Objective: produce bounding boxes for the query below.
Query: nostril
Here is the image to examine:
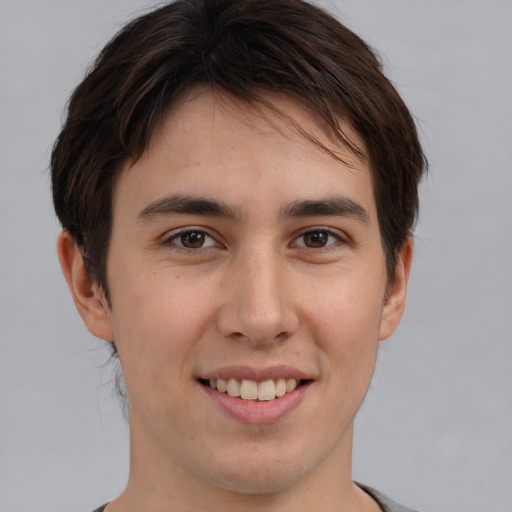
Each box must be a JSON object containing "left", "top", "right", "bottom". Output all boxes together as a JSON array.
[
  {"left": 226, "top": 331, "right": 251, "bottom": 343},
  {"left": 227, "top": 330, "right": 290, "bottom": 344}
]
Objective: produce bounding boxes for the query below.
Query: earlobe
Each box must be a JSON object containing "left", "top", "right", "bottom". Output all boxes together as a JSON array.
[
  {"left": 379, "top": 238, "right": 413, "bottom": 341},
  {"left": 57, "top": 231, "right": 114, "bottom": 341}
]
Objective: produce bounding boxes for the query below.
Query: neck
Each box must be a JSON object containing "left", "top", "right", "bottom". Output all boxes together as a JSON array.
[{"left": 107, "top": 417, "right": 379, "bottom": 512}]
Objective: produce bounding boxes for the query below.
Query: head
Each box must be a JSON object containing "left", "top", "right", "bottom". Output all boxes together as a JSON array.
[
  {"left": 52, "top": 0, "right": 426, "bottom": 501},
  {"left": 51, "top": 0, "right": 426, "bottom": 301}
]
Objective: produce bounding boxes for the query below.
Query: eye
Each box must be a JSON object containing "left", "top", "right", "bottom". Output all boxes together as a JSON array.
[
  {"left": 165, "top": 229, "right": 217, "bottom": 249},
  {"left": 293, "top": 229, "right": 341, "bottom": 249}
]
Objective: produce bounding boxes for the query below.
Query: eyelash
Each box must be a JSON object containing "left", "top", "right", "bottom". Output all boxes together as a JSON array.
[
  {"left": 291, "top": 227, "right": 346, "bottom": 250},
  {"left": 162, "top": 227, "right": 220, "bottom": 251},
  {"left": 161, "top": 226, "right": 348, "bottom": 252}
]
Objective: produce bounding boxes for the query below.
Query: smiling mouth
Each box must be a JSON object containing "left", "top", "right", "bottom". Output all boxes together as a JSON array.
[{"left": 198, "top": 378, "right": 309, "bottom": 401}]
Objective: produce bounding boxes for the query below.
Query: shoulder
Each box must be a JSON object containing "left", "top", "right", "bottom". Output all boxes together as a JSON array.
[
  {"left": 358, "top": 483, "right": 421, "bottom": 512},
  {"left": 89, "top": 489, "right": 420, "bottom": 512}
]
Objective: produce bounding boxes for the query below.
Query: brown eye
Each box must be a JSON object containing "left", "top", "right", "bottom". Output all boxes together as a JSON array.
[
  {"left": 165, "top": 229, "right": 218, "bottom": 251},
  {"left": 180, "top": 231, "right": 206, "bottom": 248},
  {"left": 302, "top": 231, "right": 330, "bottom": 248},
  {"left": 293, "top": 229, "right": 341, "bottom": 249}
]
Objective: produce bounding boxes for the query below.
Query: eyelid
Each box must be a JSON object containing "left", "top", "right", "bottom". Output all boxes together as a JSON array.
[
  {"left": 161, "top": 226, "right": 222, "bottom": 249},
  {"left": 159, "top": 225, "right": 350, "bottom": 251},
  {"left": 290, "top": 226, "right": 350, "bottom": 248}
]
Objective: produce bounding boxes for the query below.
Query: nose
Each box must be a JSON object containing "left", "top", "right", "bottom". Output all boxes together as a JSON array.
[{"left": 216, "top": 248, "right": 299, "bottom": 344}]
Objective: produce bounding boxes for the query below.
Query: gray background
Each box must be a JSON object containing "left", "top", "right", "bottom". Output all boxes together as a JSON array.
[{"left": 1, "top": 1, "right": 511, "bottom": 511}]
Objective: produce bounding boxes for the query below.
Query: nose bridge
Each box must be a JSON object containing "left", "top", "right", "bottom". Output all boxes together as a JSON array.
[{"left": 217, "top": 244, "right": 297, "bottom": 343}]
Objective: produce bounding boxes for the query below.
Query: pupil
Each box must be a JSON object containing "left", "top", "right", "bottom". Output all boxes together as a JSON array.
[
  {"left": 305, "top": 232, "right": 328, "bottom": 248},
  {"left": 181, "top": 232, "right": 204, "bottom": 248}
]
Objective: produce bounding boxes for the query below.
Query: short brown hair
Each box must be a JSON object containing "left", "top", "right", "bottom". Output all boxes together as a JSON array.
[{"left": 51, "top": 0, "right": 427, "bottom": 296}]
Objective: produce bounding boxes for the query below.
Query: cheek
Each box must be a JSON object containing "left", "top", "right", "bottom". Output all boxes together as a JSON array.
[
  {"left": 306, "top": 270, "right": 385, "bottom": 334},
  {"left": 303, "top": 273, "right": 385, "bottom": 376},
  {"left": 106, "top": 269, "right": 214, "bottom": 395}
]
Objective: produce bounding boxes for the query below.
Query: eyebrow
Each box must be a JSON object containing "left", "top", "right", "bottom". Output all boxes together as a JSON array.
[
  {"left": 282, "top": 197, "right": 370, "bottom": 224},
  {"left": 137, "top": 194, "right": 369, "bottom": 225},
  {"left": 137, "top": 194, "right": 240, "bottom": 222}
]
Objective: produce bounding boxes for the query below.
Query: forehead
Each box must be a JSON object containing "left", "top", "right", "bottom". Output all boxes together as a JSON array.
[
  {"left": 154, "top": 87, "right": 367, "bottom": 164},
  {"left": 115, "top": 88, "right": 376, "bottom": 220}
]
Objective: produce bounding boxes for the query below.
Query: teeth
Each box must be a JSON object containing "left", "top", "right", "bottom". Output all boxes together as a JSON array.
[
  {"left": 286, "top": 378, "right": 298, "bottom": 393},
  {"left": 227, "top": 378, "right": 240, "bottom": 397},
  {"left": 217, "top": 378, "right": 228, "bottom": 393},
  {"left": 275, "top": 378, "right": 287, "bottom": 397},
  {"left": 206, "top": 377, "right": 300, "bottom": 401},
  {"left": 240, "top": 379, "right": 258, "bottom": 400},
  {"left": 258, "top": 379, "right": 276, "bottom": 401}
]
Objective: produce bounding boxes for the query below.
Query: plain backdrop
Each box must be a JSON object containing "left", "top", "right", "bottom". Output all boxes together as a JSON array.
[{"left": 1, "top": 1, "right": 511, "bottom": 511}]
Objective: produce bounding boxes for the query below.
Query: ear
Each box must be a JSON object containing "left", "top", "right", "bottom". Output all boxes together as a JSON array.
[
  {"left": 57, "top": 230, "right": 114, "bottom": 341},
  {"left": 379, "top": 238, "right": 413, "bottom": 341}
]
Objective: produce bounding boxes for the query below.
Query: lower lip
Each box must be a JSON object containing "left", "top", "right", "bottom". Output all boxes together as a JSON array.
[{"left": 199, "top": 382, "right": 311, "bottom": 424}]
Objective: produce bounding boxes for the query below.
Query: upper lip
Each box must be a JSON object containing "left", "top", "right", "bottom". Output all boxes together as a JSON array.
[{"left": 199, "top": 365, "right": 314, "bottom": 382}]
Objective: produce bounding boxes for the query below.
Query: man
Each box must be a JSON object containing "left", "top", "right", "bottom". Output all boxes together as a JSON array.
[{"left": 51, "top": 0, "right": 426, "bottom": 510}]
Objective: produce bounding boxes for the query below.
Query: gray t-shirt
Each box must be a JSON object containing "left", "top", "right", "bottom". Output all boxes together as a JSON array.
[
  {"left": 91, "top": 486, "right": 420, "bottom": 512},
  {"left": 359, "top": 484, "right": 420, "bottom": 512}
]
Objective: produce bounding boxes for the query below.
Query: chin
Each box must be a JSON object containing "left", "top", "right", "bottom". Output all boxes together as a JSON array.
[
  {"left": 194, "top": 441, "right": 311, "bottom": 495},
  {"left": 206, "top": 464, "right": 304, "bottom": 495}
]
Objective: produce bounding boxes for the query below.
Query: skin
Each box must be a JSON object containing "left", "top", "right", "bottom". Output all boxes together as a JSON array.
[{"left": 58, "top": 89, "right": 412, "bottom": 512}]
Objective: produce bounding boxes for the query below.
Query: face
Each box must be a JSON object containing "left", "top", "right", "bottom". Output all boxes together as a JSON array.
[{"left": 66, "top": 89, "right": 410, "bottom": 498}]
